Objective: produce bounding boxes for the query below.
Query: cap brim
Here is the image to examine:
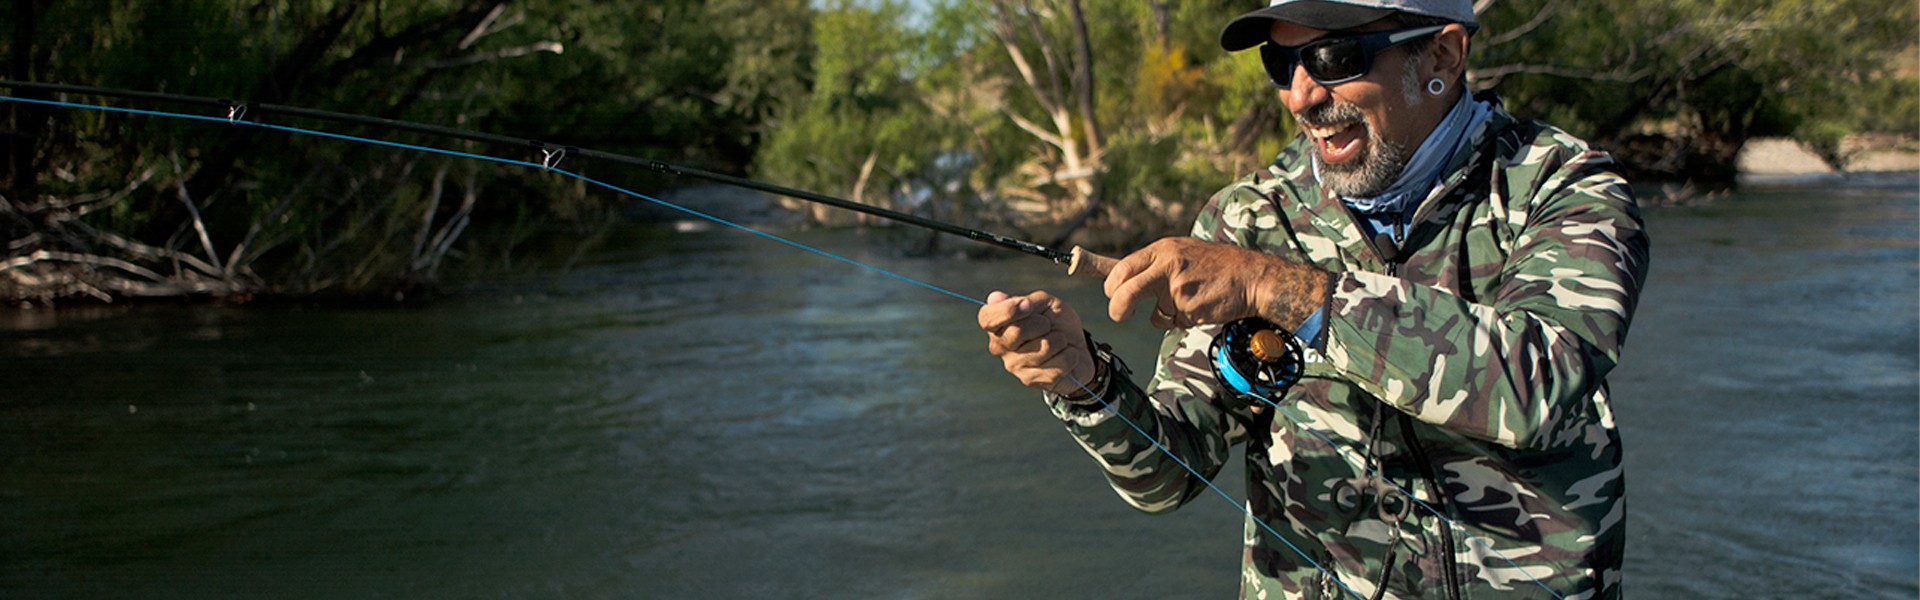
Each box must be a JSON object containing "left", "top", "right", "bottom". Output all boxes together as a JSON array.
[{"left": 1219, "top": 3, "right": 1396, "bottom": 51}]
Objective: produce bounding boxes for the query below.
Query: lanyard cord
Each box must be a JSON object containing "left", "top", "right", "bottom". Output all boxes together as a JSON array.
[{"left": 1248, "top": 387, "right": 1570, "bottom": 599}]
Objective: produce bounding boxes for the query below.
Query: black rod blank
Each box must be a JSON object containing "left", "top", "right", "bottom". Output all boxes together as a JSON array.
[{"left": 0, "top": 80, "right": 1071, "bottom": 264}]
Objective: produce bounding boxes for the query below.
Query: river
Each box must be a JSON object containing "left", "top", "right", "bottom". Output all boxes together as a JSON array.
[{"left": 2, "top": 174, "right": 1915, "bottom": 598}]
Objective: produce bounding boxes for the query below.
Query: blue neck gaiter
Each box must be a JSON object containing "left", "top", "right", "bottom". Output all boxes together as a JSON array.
[{"left": 1323, "top": 95, "right": 1491, "bottom": 243}]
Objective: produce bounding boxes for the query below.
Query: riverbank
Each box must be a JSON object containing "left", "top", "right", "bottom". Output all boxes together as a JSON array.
[
  {"left": 1739, "top": 135, "right": 1920, "bottom": 177},
  {"left": 1633, "top": 134, "right": 1919, "bottom": 204}
]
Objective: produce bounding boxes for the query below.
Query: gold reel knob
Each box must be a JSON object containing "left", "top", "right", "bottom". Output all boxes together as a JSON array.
[{"left": 1248, "top": 329, "right": 1288, "bottom": 363}]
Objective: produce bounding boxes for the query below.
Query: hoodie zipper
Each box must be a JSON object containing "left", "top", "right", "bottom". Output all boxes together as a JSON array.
[{"left": 1363, "top": 209, "right": 1464, "bottom": 600}]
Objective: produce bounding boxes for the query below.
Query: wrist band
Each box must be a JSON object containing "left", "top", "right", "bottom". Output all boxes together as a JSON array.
[{"left": 1056, "top": 332, "right": 1115, "bottom": 404}]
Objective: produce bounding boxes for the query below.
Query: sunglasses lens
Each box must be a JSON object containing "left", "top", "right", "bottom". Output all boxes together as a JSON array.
[
  {"left": 1260, "top": 38, "right": 1366, "bottom": 88},
  {"left": 1301, "top": 38, "right": 1365, "bottom": 83},
  {"left": 1260, "top": 26, "right": 1438, "bottom": 88},
  {"left": 1259, "top": 44, "right": 1296, "bottom": 88}
]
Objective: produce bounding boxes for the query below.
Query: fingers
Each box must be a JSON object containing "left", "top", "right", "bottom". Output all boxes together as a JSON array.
[
  {"left": 1100, "top": 238, "right": 1274, "bottom": 329},
  {"left": 1101, "top": 251, "right": 1142, "bottom": 299},
  {"left": 1103, "top": 238, "right": 1191, "bottom": 326},
  {"left": 999, "top": 330, "right": 1077, "bottom": 373},
  {"left": 1107, "top": 258, "right": 1169, "bottom": 324},
  {"left": 979, "top": 290, "right": 1095, "bottom": 394},
  {"left": 999, "top": 327, "right": 1093, "bottom": 395},
  {"left": 979, "top": 290, "right": 1074, "bottom": 353},
  {"left": 1148, "top": 299, "right": 1180, "bottom": 329},
  {"left": 977, "top": 290, "right": 1037, "bottom": 333}
]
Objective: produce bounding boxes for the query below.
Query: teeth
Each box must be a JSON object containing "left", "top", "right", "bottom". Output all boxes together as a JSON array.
[{"left": 1306, "top": 123, "right": 1350, "bottom": 141}]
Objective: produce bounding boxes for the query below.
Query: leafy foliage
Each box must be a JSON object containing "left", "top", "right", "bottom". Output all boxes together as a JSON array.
[
  {"left": 1476, "top": 0, "right": 1917, "bottom": 175},
  {"left": 2, "top": 0, "right": 812, "bottom": 301},
  {"left": 2, "top": 0, "right": 1911, "bottom": 301},
  {"left": 755, "top": 0, "right": 1913, "bottom": 240}
]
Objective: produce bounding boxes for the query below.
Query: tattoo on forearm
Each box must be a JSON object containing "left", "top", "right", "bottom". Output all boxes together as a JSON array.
[{"left": 1266, "top": 261, "right": 1333, "bottom": 330}]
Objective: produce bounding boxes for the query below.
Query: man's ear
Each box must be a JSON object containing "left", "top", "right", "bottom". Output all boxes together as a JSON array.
[{"left": 1427, "top": 23, "right": 1472, "bottom": 82}]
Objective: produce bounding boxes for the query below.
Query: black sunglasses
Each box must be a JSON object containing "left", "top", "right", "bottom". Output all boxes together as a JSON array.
[{"left": 1259, "top": 25, "right": 1446, "bottom": 89}]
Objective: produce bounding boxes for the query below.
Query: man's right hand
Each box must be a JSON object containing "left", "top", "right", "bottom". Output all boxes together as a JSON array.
[{"left": 979, "top": 290, "right": 1098, "bottom": 397}]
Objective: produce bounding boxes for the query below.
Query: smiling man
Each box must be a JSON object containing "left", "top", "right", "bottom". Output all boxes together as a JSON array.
[{"left": 979, "top": 0, "right": 1650, "bottom": 598}]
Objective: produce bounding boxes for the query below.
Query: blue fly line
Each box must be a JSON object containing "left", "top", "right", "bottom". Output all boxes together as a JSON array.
[
  {"left": 0, "top": 94, "right": 984, "bottom": 306},
  {"left": 2, "top": 92, "right": 1572, "bottom": 599}
]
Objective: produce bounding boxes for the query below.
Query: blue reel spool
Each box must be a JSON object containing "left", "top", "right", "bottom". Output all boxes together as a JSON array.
[{"left": 1209, "top": 317, "right": 1305, "bottom": 401}]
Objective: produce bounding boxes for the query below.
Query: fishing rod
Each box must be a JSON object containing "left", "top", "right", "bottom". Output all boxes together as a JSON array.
[
  {"left": 0, "top": 80, "right": 1118, "bottom": 279},
  {"left": 0, "top": 81, "right": 1567, "bottom": 598}
]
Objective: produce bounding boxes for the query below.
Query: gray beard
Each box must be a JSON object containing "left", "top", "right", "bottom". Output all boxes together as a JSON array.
[
  {"left": 1301, "top": 60, "right": 1427, "bottom": 198},
  {"left": 1300, "top": 101, "right": 1410, "bottom": 198}
]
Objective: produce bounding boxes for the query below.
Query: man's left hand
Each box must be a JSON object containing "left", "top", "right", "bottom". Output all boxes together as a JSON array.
[{"left": 1103, "top": 237, "right": 1329, "bottom": 331}]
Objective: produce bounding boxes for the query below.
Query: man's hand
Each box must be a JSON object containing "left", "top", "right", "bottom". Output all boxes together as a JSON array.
[
  {"left": 1104, "top": 237, "right": 1329, "bottom": 331},
  {"left": 979, "top": 290, "right": 1097, "bottom": 397}
]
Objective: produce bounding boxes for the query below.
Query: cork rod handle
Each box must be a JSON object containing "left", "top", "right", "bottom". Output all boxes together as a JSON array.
[{"left": 1066, "top": 246, "right": 1119, "bottom": 280}]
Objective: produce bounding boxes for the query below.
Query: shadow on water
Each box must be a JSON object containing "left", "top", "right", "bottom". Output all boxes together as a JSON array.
[{"left": 1, "top": 173, "right": 1915, "bottom": 598}]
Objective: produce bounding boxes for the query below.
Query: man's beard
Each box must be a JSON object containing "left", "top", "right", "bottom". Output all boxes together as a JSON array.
[{"left": 1297, "top": 101, "right": 1410, "bottom": 197}]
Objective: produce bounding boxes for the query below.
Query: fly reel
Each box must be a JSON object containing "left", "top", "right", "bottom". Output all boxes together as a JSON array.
[{"left": 1208, "top": 317, "right": 1305, "bottom": 401}]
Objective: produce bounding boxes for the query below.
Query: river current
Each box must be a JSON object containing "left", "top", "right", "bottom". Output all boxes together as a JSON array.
[{"left": 3, "top": 175, "right": 1915, "bottom": 598}]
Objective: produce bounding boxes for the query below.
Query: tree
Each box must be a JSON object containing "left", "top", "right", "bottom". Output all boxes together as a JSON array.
[
  {"left": 756, "top": 0, "right": 942, "bottom": 225},
  {"left": 1471, "top": 0, "right": 1918, "bottom": 183},
  {"left": 759, "top": 0, "right": 1265, "bottom": 249},
  {"left": 1, "top": 0, "right": 812, "bottom": 303},
  {"left": 980, "top": 0, "right": 1105, "bottom": 229},
  {"left": 760, "top": 0, "right": 1915, "bottom": 244}
]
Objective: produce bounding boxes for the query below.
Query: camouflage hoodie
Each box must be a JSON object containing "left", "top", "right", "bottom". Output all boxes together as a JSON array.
[{"left": 1048, "top": 95, "right": 1649, "bottom": 599}]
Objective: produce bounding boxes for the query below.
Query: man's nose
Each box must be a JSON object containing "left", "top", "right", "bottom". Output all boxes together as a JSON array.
[{"left": 1282, "top": 66, "right": 1331, "bottom": 113}]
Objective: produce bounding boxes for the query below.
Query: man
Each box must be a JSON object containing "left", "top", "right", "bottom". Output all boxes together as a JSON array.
[{"left": 978, "top": 0, "right": 1649, "bottom": 598}]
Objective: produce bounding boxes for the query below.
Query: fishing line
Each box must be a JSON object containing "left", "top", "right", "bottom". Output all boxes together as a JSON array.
[
  {"left": 1207, "top": 322, "right": 1565, "bottom": 597},
  {"left": 0, "top": 94, "right": 984, "bottom": 306},
  {"left": 6, "top": 89, "right": 1580, "bottom": 598},
  {"left": 0, "top": 80, "right": 1075, "bottom": 265},
  {"left": 2, "top": 90, "right": 1375, "bottom": 593},
  {"left": 1060, "top": 372, "right": 1368, "bottom": 599}
]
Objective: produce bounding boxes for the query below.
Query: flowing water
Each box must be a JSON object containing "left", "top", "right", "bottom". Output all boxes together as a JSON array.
[{"left": 2, "top": 176, "right": 1915, "bottom": 598}]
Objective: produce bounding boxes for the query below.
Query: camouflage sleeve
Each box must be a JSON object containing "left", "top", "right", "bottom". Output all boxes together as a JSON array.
[
  {"left": 1038, "top": 185, "right": 1259, "bottom": 514},
  {"left": 1322, "top": 147, "right": 1650, "bottom": 450}
]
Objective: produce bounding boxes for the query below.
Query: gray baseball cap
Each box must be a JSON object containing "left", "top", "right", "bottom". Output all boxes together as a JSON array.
[{"left": 1220, "top": 0, "right": 1478, "bottom": 51}]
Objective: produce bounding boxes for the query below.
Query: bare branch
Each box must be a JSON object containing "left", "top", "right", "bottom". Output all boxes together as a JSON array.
[
  {"left": 422, "top": 169, "right": 478, "bottom": 277},
  {"left": 415, "top": 42, "right": 563, "bottom": 69},
  {"left": 457, "top": 4, "right": 512, "bottom": 50},
  {"left": 1027, "top": 166, "right": 1095, "bottom": 187},
  {"left": 986, "top": 0, "right": 1062, "bottom": 116},
  {"left": 1020, "top": 0, "right": 1069, "bottom": 111},
  {"left": 0, "top": 249, "right": 171, "bottom": 283},
  {"left": 416, "top": 164, "right": 450, "bottom": 266},
  {"left": 38, "top": 166, "right": 158, "bottom": 219},
  {"left": 169, "top": 153, "right": 225, "bottom": 276},
  {"left": 226, "top": 169, "right": 318, "bottom": 279},
  {"left": 63, "top": 219, "right": 218, "bottom": 278},
  {"left": 1469, "top": 62, "right": 1654, "bottom": 89},
  {"left": 1482, "top": 0, "right": 1566, "bottom": 47},
  {"left": 850, "top": 151, "right": 880, "bottom": 207},
  {"left": 1003, "top": 109, "right": 1066, "bottom": 150},
  {"left": 1065, "top": 0, "right": 1102, "bottom": 155}
]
